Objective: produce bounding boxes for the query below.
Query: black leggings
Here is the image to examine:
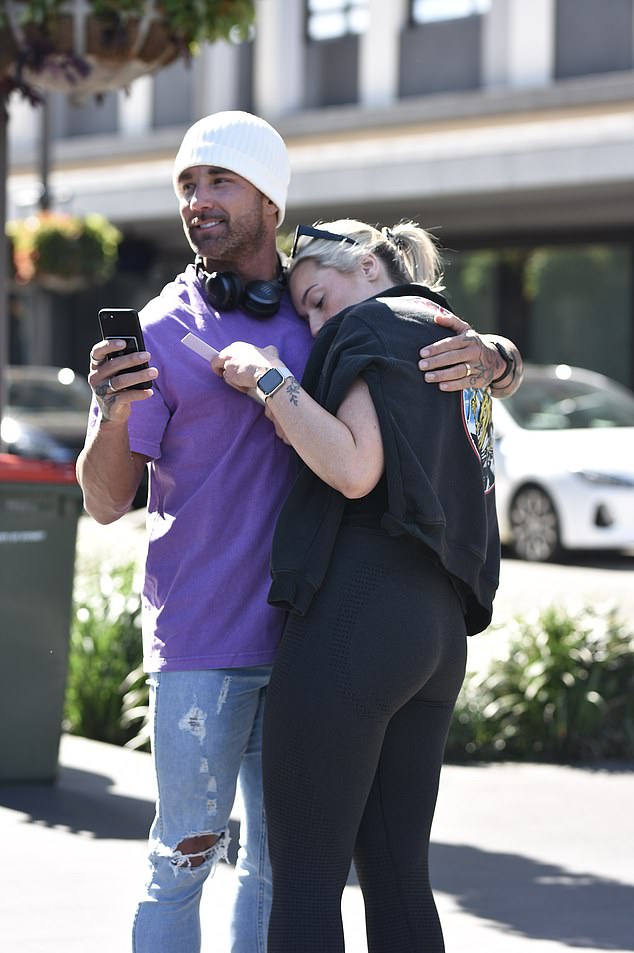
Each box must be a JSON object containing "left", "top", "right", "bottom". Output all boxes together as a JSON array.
[{"left": 262, "top": 526, "right": 468, "bottom": 953}]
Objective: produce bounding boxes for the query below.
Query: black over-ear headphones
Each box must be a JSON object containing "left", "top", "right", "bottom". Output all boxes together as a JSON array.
[{"left": 195, "top": 258, "right": 286, "bottom": 319}]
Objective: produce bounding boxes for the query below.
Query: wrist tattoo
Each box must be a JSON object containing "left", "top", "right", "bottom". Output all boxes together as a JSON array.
[
  {"left": 98, "top": 395, "right": 117, "bottom": 421},
  {"left": 286, "top": 378, "right": 300, "bottom": 406},
  {"left": 491, "top": 342, "right": 516, "bottom": 385},
  {"left": 492, "top": 362, "right": 517, "bottom": 385}
]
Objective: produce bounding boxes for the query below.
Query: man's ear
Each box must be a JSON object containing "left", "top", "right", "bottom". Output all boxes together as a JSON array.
[{"left": 263, "top": 196, "right": 279, "bottom": 221}]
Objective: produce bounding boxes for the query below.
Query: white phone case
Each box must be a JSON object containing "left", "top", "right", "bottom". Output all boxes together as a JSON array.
[
  {"left": 181, "top": 332, "right": 219, "bottom": 361},
  {"left": 180, "top": 333, "right": 263, "bottom": 404}
]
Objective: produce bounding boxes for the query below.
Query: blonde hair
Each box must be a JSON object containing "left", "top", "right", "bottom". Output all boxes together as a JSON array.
[{"left": 289, "top": 218, "right": 444, "bottom": 292}]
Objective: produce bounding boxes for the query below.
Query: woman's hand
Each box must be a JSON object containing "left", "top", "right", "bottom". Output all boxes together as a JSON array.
[{"left": 212, "top": 342, "right": 282, "bottom": 393}]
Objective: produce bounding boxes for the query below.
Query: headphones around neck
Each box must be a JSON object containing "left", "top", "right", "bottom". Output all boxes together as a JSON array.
[{"left": 195, "top": 258, "right": 286, "bottom": 319}]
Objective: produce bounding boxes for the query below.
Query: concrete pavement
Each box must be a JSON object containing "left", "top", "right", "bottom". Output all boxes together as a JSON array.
[
  {"left": 1, "top": 512, "right": 632, "bottom": 951},
  {"left": 1, "top": 733, "right": 633, "bottom": 952}
]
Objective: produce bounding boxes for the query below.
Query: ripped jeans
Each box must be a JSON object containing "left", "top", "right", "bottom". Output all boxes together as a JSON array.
[{"left": 132, "top": 667, "right": 272, "bottom": 953}]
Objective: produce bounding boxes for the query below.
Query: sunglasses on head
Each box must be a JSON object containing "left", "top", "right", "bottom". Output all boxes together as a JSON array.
[{"left": 290, "top": 224, "right": 359, "bottom": 259}]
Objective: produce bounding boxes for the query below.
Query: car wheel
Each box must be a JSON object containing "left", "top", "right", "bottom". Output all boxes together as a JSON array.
[{"left": 509, "top": 485, "right": 561, "bottom": 562}]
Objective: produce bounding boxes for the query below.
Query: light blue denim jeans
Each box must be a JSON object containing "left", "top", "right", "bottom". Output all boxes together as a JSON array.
[{"left": 132, "top": 666, "right": 272, "bottom": 953}]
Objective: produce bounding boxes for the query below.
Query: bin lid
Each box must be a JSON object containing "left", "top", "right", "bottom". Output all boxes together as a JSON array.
[{"left": 0, "top": 453, "right": 78, "bottom": 484}]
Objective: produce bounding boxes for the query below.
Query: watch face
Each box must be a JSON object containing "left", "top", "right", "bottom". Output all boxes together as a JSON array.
[{"left": 257, "top": 368, "right": 283, "bottom": 395}]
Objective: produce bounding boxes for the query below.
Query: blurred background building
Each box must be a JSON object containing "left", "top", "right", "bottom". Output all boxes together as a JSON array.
[{"left": 6, "top": 0, "right": 634, "bottom": 388}]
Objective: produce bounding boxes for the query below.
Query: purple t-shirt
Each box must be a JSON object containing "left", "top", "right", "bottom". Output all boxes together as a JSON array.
[{"left": 91, "top": 265, "right": 312, "bottom": 672}]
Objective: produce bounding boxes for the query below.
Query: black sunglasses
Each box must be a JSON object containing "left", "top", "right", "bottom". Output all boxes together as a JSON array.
[{"left": 290, "top": 224, "right": 359, "bottom": 259}]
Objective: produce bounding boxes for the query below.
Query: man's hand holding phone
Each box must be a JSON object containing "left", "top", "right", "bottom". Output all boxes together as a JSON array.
[{"left": 91, "top": 309, "right": 158, "bottom": 421}]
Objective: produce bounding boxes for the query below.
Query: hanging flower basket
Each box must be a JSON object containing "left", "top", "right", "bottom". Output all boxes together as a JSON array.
[
  {"left": 0, "top": 0, "right": 255, "bottom": 101},
  {"left": 7, "top": 210, "right": 122, "bottom": 292},
  {"left": 6, "top": 232, "right": 17, "bottom": 284}
]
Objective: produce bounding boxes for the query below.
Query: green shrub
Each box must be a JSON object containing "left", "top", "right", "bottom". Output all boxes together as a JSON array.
[
  {"left": 447, "top": 604, "right": 634, "bottom": 763},
  {"left": 65, "top": 561, "right": 145, "bottom": 746},
  {"left": 66, "top": 564, "right": 634, "bottom": 766}
]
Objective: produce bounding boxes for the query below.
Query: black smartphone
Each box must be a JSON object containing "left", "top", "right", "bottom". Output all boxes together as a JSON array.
[{"left": 97, "top": 308, "right": 152, "bottom": 390}]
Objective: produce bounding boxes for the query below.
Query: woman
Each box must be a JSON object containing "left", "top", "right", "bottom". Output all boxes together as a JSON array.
[{"left": 216, "top": 219, "right": 500, "bottom": 952}]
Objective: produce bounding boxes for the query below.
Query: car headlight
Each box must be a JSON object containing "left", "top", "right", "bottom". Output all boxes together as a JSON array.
[
  {"left": 1, "top": 417, "right": 75, "bottom": 463},
  {"left": 1, "top": 416, "right": 21, "bottom": 445},
  {"left": 574, "top": 469, "right": 634, "bottom": 488}
]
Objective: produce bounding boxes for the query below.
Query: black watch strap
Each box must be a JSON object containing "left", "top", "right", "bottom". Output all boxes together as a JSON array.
[{"left": 491, "top": 342, "right": 515, "bottom": 385}]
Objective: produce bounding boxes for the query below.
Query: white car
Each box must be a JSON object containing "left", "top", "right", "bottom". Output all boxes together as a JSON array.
[{"left": 492, "top": 363, "right": 634, "bottom": 561}]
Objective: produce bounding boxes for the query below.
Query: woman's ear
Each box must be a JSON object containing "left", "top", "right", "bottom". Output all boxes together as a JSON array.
[{"left": 360, "top": 253, "right": 380, "bottom": 281}]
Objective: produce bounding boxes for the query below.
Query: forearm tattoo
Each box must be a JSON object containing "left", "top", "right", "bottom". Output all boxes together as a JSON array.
[{"left": 285, "top": 378, "right": 300, "bottom": 406}]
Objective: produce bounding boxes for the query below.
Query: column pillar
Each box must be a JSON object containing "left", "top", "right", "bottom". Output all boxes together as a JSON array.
[
  {"left": 483, "top": 0, "right": 555, "bottom": 89},
  {"left": 253, "top": 0, "right": 304, "bottom": 118},
  {"left": 118, "top": 76, "right": 152, "bottom": 136},
  {"left": 195, "top": 40, "right": 243, "bottom": 117},
  {"left": 360, "top": 0, "right": 408, "bottom": 107}
]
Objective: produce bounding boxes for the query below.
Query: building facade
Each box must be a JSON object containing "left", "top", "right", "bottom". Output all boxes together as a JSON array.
[{"left": 6, "top": 0, "right": 634, "bottom": 387}]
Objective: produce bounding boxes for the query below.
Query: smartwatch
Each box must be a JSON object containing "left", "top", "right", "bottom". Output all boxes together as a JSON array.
[
  {"left": 255, "top": 366, "right": 294, "bottom": 400},
  {"left": 491, "top": 342, "right": 515, "bottom": 385}
]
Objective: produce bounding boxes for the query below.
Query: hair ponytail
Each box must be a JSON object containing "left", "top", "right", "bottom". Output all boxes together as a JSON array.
[
  {"left": 290, "top": 218, "right": 444, "bottom": 292},
  {"left": 388, "top": 222, "right": 444, "bottom": 290}
]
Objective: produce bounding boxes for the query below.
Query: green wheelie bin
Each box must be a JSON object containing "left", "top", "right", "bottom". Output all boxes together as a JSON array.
[{"left": 0, "top": 453, "right": 82, "bottom": 782}]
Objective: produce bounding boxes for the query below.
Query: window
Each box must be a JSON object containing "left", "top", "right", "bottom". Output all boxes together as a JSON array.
[
  {"left": 411, "top": 0, "right": 490, "bottom": 23},
  {"left": 554, "top": 0, "right": 633, "bottom": 80},
  {"left": 307, "top": 0, "right": 368, "bottom": 40}
]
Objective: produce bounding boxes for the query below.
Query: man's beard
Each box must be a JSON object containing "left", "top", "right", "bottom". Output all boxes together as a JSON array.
[{"left": 185, "top": 201, "right": 267, "bottom": 264}]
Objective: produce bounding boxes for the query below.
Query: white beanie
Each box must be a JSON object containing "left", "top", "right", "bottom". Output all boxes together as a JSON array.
[{"left": 172, "top": 110, "right": 290, "bottom": 225}]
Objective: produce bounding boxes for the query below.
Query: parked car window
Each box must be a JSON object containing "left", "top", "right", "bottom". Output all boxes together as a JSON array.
[
  {"left": 2, "top": 366, "right": 92, "bottom": 464},
  {"left": 8, "top": 376, "right": 92, "bottom": 413},
  {"left": 504, "top": 376, "right": 634, "bottom": 431}
]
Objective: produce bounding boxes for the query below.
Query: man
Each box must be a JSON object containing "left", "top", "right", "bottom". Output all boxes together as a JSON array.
[{"left": 76, "top": 110, "right": 522, "bottom": 953}]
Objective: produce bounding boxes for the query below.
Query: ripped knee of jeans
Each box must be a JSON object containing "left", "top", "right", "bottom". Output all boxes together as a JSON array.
[{"left": 170, "top": 829, "right": 230, "bottom": 872}]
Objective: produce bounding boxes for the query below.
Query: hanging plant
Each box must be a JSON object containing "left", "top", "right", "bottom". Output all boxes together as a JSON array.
[
  {"left": 0, "top": 0, "right": 255, "bottom": 102},
  {"left": 7, "top": 210, "right": 122, "bottom": 291},
  {"left": 6, "top": 230, "right": 17, "bottom": 282}
]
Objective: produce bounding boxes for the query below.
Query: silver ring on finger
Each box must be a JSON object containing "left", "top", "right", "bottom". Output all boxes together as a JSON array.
[{"left": 465, "top": 362, "right": 471, "bottom": 378}]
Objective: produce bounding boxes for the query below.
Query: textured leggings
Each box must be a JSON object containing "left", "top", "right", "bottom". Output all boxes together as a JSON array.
[{"left": 262, "top": 526, "right": 468, "bottom": 953}]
